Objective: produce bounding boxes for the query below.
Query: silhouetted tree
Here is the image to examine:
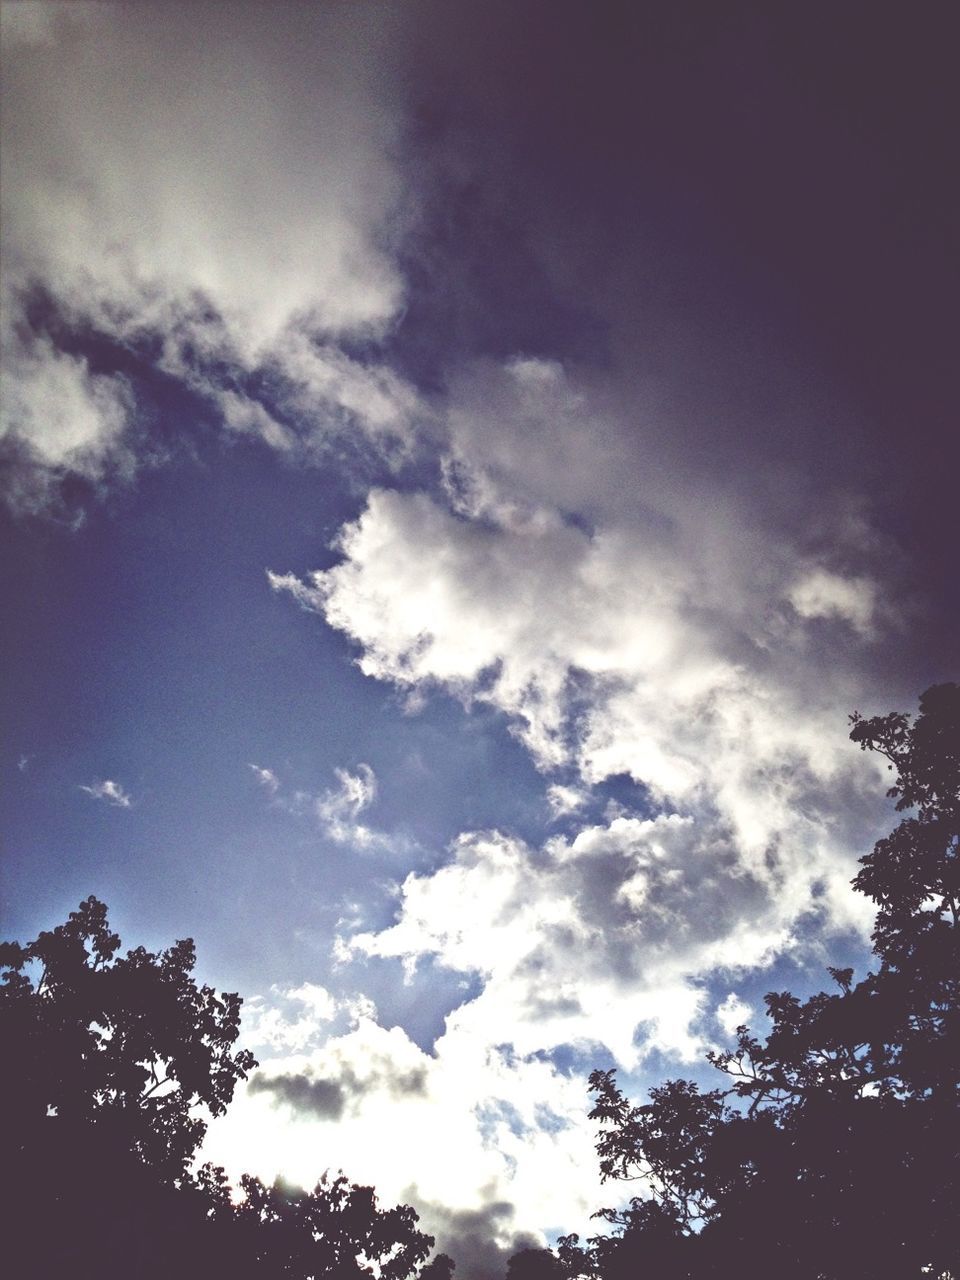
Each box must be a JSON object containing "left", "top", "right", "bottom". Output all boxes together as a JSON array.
[
  {"left": 419, "top": 1250, "right": 456, "bottom": 1279},
  {"left": 506, "top": 1245, "right": 567, "bottom": 1279},
  {"left": 1, "top": 896, "right": 255, "bottom": 1178},
  {"left": 519, "top": 684, "right": 959, "bottom": 1279},
  {"left": 0, "top": 897, "right": 437, "bottom": 1278}
]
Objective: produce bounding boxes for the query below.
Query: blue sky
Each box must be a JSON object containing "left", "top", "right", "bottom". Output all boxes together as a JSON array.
[{"left": 2, "top": 2, "right": 957, "bottom": 1273}]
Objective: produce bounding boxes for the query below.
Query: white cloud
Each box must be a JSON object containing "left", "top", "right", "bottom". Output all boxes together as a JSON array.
[
  {"left": 263, "top": 348, "right": 900, "bottom": 1253},
  {"left": 271, "top": 358, "right": 891, "bottom": 1074},
  {"left": 79, "top": 778, "right": 132, "bottom": 808},
  {"left": 1, "top": 3, "right": 413, "bottom": 506},
  {"left": 217, "top": 392, "right": 297, "bottom": 454},
  {"left": 788, "top": 567, "right": 878, "bottom": 637},
  {"left": 272, "top": 481, "right": 885, "bottom": 877},
  {"left": 246, "top": 759, "right": 401, "bottom": 854},
  {"left": 0, "top": 326, "right": 136, "bottom": 512},
  {"left": 206, "top": 993, "right": 606, "bottom": 1266},
  {"left": 546, "top": 783, "right": 588, "bottom": 818},
  {"left": 248, "top": 764, "right": 281, "bottom": 795},
  {"left": 715, "top": 992, "right": 753, "bottom": 1038},
  {"left": 206, "top": 782, "right": 879, "bottom": 1259},
  {"left": 2, "top": 5, "right": 402, "bottom": 344},
  {"left": 211, "top": 783, "right": 824, "bottom": 1260},
  {"left": 264, "top": 332, "right": 421, "bottom": 460},
  {"left": 241, "top": 984, "right": 341, "bottom": 1055},
  {"left": 341, "top": 814, "right": 821, "bottom": 1071},
  {"left": 315, "top": 764, "right": 382, "bottom": 848}
]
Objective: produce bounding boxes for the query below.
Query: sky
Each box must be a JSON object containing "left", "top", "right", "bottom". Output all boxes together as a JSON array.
[{"left": 1, "top": 1, "right": 957, "bottom": 1272}]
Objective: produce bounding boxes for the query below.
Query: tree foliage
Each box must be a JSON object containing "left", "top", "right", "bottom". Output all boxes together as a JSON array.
[
  {"left": 1, "top": 895, "right": 254, "bottom": 1180},
  {"left": 512, "top": 684, "right": 959, "bottom": 1279},
  {"left": 0, "top": 898, "right": 438, "bottom": 1278}
]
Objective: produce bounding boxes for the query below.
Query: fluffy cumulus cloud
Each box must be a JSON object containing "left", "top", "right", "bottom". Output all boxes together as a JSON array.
[
  {"left": 256, "top": 352, "right": 900, "bottom": 1247},
  {"left": 340, "top": 808, "right": 867, "bottom": 1075},
  {"left": 0, "top": 2, "right": 415, "bottom": 509},
  {"left": 273, "top": 360, "right": 891, "bottom": 894},
  {"left": 206, "top": 979, "right": 605, "bottom": 1275},
  {"left": 210, "top": 790, "right": 875, "bottom": 1263}
]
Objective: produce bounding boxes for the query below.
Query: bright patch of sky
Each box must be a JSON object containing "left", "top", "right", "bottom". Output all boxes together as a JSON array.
[{"left": 2, "top": 4, "right": 957, "bottom": 1276}]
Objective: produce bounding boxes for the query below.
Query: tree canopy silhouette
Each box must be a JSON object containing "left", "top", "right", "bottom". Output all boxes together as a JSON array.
[
  {"left": 514, "top": 683, "right": 959, "bottom": 1279},
  {"left": 0, "top": 898, "right": 437, "bottom": 1278}
]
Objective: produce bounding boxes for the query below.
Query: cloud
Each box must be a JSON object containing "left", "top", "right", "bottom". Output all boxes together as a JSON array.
[
  {"left": 207, "top": 779, "right": 878, "bottom": 1266},
  {"left": 3, "top": 5, "right": 402, "bottom": 342},
  {"left": 245, "top": 759, "right": 404, "bottom": 854},
  {"left": 233, "top": 324, "right": 905, "bottom": 1246},
  {"left": 273, "top": 476, "right": 887, "bottom": 870},
  {"left": 248, "top": 763, "right": 281, "bottom": 795},
  {"left": 79, "top": 779, "right": 132, "bottom": 808},
  {"left": 0, "top": 3, "right": 413, "bottom": 508},
  {"left": 250, "top": 1047, "right": 428, "bottom": 1123},
  {"left": 315, "top": 764, "right": 379, "bottom": 846},
  {"left": 241, "top": 984, "right": 353, "bottom": 1056},
  {"left": 275, "top": 344, "right": 897, "bottom": 816},
  {"left": 409, "top": 1199, "right": 537, "bottom": 1280},
  {"left": 788, "top": 568, "right": 879, "bottom": 638},
  {"left": 213, "top": 761, "right": 883, "bottom": 1260},
  {"left": 0, "top": 327, "right": 137, "bottom": 513},
  {"left": 249, "top": 1072, "right": 348, "bottom": 1121},
  {"left": 340, "top": 815, "right": 833, "bottom": 1070},
  {"left": 715, "top": 992, "right": 753, "bottom": 1038},
  {"left": 259, "top": 325, "right": 907, "bottom": 1258},
  {"left": 205, "top": 997, "right": 605, "bottom": 1264},
  {"left": 272, "top": 355, "right": 894, "bottom": 1082},
  {"left": 546, "top": 784, "right": 588, "bottom": 819},
  {"left": 158, "top": 328, "right": 421, "bottom": 466}
]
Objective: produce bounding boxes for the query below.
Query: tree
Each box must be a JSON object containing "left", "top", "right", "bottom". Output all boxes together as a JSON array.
[
  {"left": 219, "top": 1172, "right": 435, "bottom": 1279},
  {"left": 1, "top": 895, "right": 255, "bottom": 1180},
  {"left": 506, "top": 1246, "right": 567, "bottom": 1279},
  {"left": 0, "top": 897, "right": 438, "bottom": 1278},
  {"left": 572, "top": 684, "right": 959, "bottom": 1279}
]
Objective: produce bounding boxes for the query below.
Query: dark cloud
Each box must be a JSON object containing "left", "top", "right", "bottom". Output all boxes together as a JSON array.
[
  {"left": 250, "top": 1055, "right": 428, "bottom": 1121},
  {"left": 249, "top": 1071, "right": 346, "bottom": 1121},
  {"left": 411, "top": 1197, "right": 539, "bottom": 1280},
  {"left": 391, "top": 0, "right": 959, "bottom": 672}
]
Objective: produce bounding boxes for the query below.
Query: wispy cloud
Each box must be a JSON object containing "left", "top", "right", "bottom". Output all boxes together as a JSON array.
[
  {"left": 79, "top": 779, "right": 132, "bottom": 808},
  {"left": 248, "top": 763, "right": 281, "bottom": 795},
  {"left": 315, "top": 764, "right": 380, "bottom": 847},
  {"left": 246, "top": 760, "right": 402, "bottom": 855}
]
